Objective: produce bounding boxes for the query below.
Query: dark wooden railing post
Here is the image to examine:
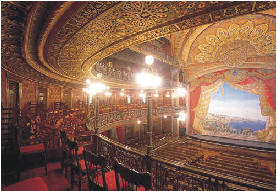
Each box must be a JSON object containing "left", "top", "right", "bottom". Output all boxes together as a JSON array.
[
  {"left": 93, "top": 95, "right": 99, "bottom": 154},
  {"left": 146, "top": 90, "right": 153, "bottom": 156},
  {"left": 145, "top": 90, "right": 153, "bottom": 174}
]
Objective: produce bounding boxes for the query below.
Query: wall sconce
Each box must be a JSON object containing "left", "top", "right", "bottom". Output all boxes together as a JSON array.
[
  {"left": 154, "top": 90, "right": 159, "bottom": 98},
  {"left": 176, "top": 87, "right": 186, "bottom": 97},
  {"left": 139, "top": 91, "right": 146, "bottom": 103},
  {"left": 178, "top": 111, "right": 186, "bottom": 121},
  {"left": 104, "top": 92, "right": 112, "bottom": 97}
]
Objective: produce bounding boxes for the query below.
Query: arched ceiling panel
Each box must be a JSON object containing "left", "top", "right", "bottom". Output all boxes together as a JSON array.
[
  {"left": 178, "top": 13, "right": 276, "bottom": 82},
  {"left": 22, "top": 1, "right": 275, "bottom": 84}
]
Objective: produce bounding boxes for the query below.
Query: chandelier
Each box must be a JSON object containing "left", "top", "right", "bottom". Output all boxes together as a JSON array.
[
  {"left": 136, "top": 55, "right": 162, "bottom": 89},
  {"left": 83, "top": 78, "right": 109, "bottom": 96}
]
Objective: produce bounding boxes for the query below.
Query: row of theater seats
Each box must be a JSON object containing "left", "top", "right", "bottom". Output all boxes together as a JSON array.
[
  {"left": 60, "top": 130, "right": 151, "bottom": 191},
  {"left": 125, "top": 131, "right": 175, "bottom": 150},
  {"left": 153, "top": 141, "right": 203, "bottom": 164},
  {"left": 4, "top": 130, "right": 152, "bottom": 191},
  {"left": 153, "top": 139, "right": 275, "bottom": 186}
]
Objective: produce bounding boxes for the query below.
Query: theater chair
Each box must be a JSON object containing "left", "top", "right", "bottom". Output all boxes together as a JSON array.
[
  {"left": 18, "top": 141, "right": 47, "bottom": 181},
  {"left": 68, "top": 139, "right": 87, "bottom": 191},
  {"left": 83, "top": 150, "right": 122, "bottom": 191},
  {"left": 114, "top": 159, "right": 151, "bottom": 191},
  {"left": 60, "top": 130, "right": 73, "bottom": 178}
]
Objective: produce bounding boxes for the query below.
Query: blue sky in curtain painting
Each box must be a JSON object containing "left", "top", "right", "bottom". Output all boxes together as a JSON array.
[{"left": 208, "top": 83, "right": 267, "bottom": 121}]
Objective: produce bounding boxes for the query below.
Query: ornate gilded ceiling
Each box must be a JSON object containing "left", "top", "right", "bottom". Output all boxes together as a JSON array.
[
  {"left": 2, "top": 1, "right": 276, "bottom": 85},
  {"left": 178, "top": 13, "right": 276, "bottom": 81}
]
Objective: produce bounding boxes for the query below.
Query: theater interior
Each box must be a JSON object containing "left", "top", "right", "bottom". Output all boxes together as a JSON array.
[{"left": 1, "top": 1, "right": 276, "bottom": 191}]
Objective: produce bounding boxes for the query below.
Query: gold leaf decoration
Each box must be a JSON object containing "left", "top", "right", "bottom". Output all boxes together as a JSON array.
[{"left": 195, "top": 21, "right": 276, "bottom": 66}]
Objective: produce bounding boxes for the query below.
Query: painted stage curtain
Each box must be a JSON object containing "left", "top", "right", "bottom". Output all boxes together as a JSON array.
[{"left": 189, "top": 69, "right": 276, "bottom": 142}]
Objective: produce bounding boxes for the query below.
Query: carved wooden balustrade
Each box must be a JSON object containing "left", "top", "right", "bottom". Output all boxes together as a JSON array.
[
  {"left": 93, "top": 62, "right": 178, "bottom": 87},
  {"left": 93, "top": 106, "right": 173, "bottom": 132},
  {"left": 93, "top": 62, "right": 135, "bottom": 82},
  {"left": 91, "top": 134, "right": 274, "bottom": 191}
]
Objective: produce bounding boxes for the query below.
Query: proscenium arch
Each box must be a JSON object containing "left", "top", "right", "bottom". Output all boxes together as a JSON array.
[{"left": 190, "top": 69, "right": 275, "bottom": 142}]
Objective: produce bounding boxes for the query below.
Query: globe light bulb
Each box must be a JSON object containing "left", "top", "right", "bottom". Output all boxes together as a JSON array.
[
  {"left": 145, "top": 55, "right": 154, "bottom": 66},
  {"left": 178, "top": 111, "right": 186, "bottom": 121},
  {"left": 86, "top": 79, "right": 91, "bottom": 84}
]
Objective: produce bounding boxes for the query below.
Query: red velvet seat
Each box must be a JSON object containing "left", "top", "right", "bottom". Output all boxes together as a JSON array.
[
  {"left": 97, "top": 170, "right": 122, "bottom": 191},
  {"left": 77, "top": 146, "right": 84, "bottom": 156},
  {"left": 114, "top": 160, "right": 151, "bottom": 191},
  {"left": 19, "top": 143, "right": 47, "bottom": 180},
  {"left": 3, "top": 177, "right": 48, "bottom": 191},
  {"left": 20, "top": 143, "right": 45, "bottom": 154}
]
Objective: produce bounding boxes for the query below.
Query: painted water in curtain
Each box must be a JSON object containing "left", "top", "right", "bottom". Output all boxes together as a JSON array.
[{"left": 203, "top": 82, "right": 266, "bottom": 141}]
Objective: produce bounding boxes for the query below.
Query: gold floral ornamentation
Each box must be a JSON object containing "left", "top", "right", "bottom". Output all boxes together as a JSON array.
[
  {"left": 119, "top": 2, "right": 169, "bottom": 27},
  {"left": 195, "top": 21, "right": 276, "bottom": 66}
]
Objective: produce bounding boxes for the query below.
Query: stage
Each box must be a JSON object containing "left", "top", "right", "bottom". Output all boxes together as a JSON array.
[{"left": 189, "top": 135, "right": 276, "bottom": 151}]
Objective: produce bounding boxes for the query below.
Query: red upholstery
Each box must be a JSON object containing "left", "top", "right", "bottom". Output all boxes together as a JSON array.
[
  {"left": 77, "top": 146, "right": 84, "bottom": 156},
  {"left": 3, "top": 177, "right": 48, "bottom": 191},
  {"left": 20, "top": 143, "right": 45, "bottom": 154},
  {"left": 77, "top": 159, "right": 98, "bottom": 171},
  {"left": 79, "top": 159, "right": 86, "bottom": 171},
  {"left": 98, "top": 171, "right": 149, "bottom": 191},
  {"left": 137, "top": 187, "right": 151, "bottom": 191},
  {"left": 96, "top": 170, "right": 121, "bottom": 191}
]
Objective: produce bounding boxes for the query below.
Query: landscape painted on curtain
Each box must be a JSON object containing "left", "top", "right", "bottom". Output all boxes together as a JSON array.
[{"left": 203, "top": 83, "right": 266, "bottom": 141}]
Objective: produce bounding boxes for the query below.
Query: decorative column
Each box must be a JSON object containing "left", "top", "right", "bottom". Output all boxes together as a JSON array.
[
  {"left": 146, "top": 90, "right": 153, "bottom": 156},
  {"left": 86, "top": 95, "right": 89, "bottom": 121},
  {"left": 94, "top": 95, "right": 99, "bottom": 135},
  {"left": 93, "top": 95, "right": 100, "bottom": 154},
  {"left": 185, "top": 83, "right": 190, "bottom": 135}
]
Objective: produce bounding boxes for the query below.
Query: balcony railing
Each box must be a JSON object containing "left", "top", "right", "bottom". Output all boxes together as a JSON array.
[
  {"left": 93, "top": 62, "right": 135, "bottom": 82},
  {"left": 92, "top": 62, "right": 177, "bottom": 88},
  {"left": 92, "top": 134, "right": 274, "bottom": 191}
]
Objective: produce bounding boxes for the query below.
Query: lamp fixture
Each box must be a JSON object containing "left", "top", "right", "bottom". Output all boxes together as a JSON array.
[
  {"left": 139, "top": 91, "right": 146, "bottom": 103},
  {"left": 176, "top": 87, "right": 186, "bottom": 97},
  {"left": 154, "top": 90, "right": 159, "bottom": 98},
  {"left": 86, "top": 79, "right": 91, "bottom": 84},
  {"left": 136, "top": 55, "right": 162, "bottom": 89},
  {"left": 178, "top": 111, "right": 186, "bottom": 121},
  {"left": 83, "top": 79, "right": 108, "bottom": 95},
  {"left": 136, "top": 72, "right": 162, "bottom": 89},
  {"left": 104, "top": 92, "right": 112, "bottom": 97},
  {"left": 145, "top": 55, "right": 154, "bottom": 66},
  {"left": 137, "top": 120, "right": 141, "bottom": 124}
]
